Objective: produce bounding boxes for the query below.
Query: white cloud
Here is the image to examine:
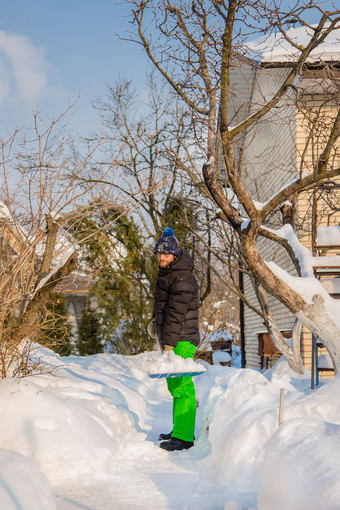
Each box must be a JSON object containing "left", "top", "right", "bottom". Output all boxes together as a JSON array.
[{"left": 0, "top": 31, "right": 47, "bottom": 111}]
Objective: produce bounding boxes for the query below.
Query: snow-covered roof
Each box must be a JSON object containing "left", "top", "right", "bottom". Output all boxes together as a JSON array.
[
  {"left": 246, "top": 24, "right": 340, "bottom": 64},
  {"left": 209, "top": 328, "right": 233, "bottom": 343},
  {"left": 0, "top": 201, "right": 11, "bottom": 219}
]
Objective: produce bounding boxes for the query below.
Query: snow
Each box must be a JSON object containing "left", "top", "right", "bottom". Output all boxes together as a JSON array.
[
  {"left": 142, "top": 350, "right": 206, "bottom": 375},
  {"left": 320, "top": 278, "right": 340, "bottom": 295},
  {"left": 253, "top": 200, "right": 265, "bottom": 210},
  {"left": 212, "top": 351, "right": 232, "bottom": 364},
  {"left": 241, "top": 219, "right": 250, "bottom": 231},
  {"left": 209, "top": 328, "right": 233, "bottom": 342},
  {"left": 318, "top": 353, "right": 333, "bottom": 369},
  {"left": 264, "top": 224, "right": 340, "bottom": 318},
  {"left": 0, "top": 200, "right": 11, "bottom": 219},
  {"left": 0, "top": 449, "right": 56, "bottom": 510},
  {"left": 33, "top": 248, "right": 76, "bottom": 297},
  {"left": 268, "top": 223, "right": 340, "bottom": 277},
  {"left": 0, "top": 346, "right": 339, "bottom": 509},
  {"left": 213, "top": 300, "right": 227, "bottom": 309},
  {"left": 266, "top": 258, "right": 340, "bottom": 335},
  {"left": 246, "top": 24, "right": 340, "bottom": 64},
  {"left": 311, "top": 255, "right": 340, "bottom": 270},
  {"left": 316, "top": 226, "right": 340, "bottom": 247},
  {"left": 254, "top": 175, "right": 302, "bottom": 213},
  {"left": 258, "top": 419, "right": 340, "bottom": 510}
]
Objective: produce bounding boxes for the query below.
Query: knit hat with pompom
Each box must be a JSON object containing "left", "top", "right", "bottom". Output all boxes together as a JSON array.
[{"left": 153, "top": 227, "right": 180, "bottom": 256}]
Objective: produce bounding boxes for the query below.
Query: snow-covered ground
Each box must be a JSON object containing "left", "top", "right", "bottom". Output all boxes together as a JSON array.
[{"left": 0, "top": 346, "right": 340, "bottom": 510}]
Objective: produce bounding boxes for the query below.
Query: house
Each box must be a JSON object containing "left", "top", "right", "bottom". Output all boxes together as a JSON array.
[
  {"left": 229, "top": 25, "right": 340, "bottom": 378},
  {"left": 0, "top": 202, "right": 24, "bottom": 262},
  {"left": 0, "top": 201, "right": 90, "bottom": 337},
  {"left": 196, "top": 328, "right": 235, "bottom": 367}
]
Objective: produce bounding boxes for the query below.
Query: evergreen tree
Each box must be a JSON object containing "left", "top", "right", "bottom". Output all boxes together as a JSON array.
[
  {"left": 70, "top": 204, "right": 157, "bottom": 355},
  {"left": 76, "top": 304, "right": 102, "bottom": 356},
  {"left": 36, "top": 293, "right": 73, "bottom": 356}
]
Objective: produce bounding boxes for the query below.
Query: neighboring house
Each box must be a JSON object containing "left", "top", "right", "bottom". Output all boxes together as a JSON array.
[
  {"left": 0, "top": 202, "right": 90, "bottom": 336},
  {"left": 57, "top": 270, "right": 90, "bottom": 336},
  {"left": 0, "top": 202, "right": 24, "bottom": 262},
  {"left": 196, "top": 328, "right": 240, "bottom": 367},
  {"left": 229, "top": 25, "right": 340, "bottom": 376}
]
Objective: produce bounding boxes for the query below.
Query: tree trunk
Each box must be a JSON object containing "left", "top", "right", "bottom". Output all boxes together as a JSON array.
[
  {"left": 296, "top": 295, "right": 340, "bottom": 374},
  {"left": 242, "top": 234, "right": 340, "bottom": 373},
  {"left": 11, "top": 252, "right": 78, "bottom": 344}
]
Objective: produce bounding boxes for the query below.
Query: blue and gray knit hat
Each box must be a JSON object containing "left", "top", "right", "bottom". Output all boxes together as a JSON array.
[{"left": 153, "top": 227, "right": 180, "bottom": 256}]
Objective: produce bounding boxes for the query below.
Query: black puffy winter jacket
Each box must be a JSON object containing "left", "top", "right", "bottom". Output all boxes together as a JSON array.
[{"left": 153, "top": 250, "right": 200, "bottom": 348}]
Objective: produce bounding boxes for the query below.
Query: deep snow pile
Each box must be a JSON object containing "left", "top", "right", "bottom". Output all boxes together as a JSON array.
[
  {"left": 0, "top": 347, "right": 339, "bottom": 510},
  {"left": 141, "top": 349, "right": 206, "bottom": 375}
]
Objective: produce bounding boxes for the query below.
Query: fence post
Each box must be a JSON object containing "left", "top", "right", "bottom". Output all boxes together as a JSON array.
[{"left": 278, "top": 388, "right": 284, "bottom": 426}]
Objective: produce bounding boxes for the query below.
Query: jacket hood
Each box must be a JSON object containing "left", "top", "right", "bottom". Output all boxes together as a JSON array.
[{"left": 158, "top": 250, "right": 193, "bottom": 275}]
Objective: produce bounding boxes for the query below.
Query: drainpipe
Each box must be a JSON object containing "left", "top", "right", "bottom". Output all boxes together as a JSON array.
[{"left": 239, "top": 267, "right": 246, "bottom": 368}]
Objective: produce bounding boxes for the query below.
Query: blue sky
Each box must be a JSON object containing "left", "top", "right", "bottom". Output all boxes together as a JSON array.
[
  {"left": 0, "top": 1, "right": 149, "bottom": 137},
  {"left": 0, "top": 1, "right": 337, "bottom": 138}
]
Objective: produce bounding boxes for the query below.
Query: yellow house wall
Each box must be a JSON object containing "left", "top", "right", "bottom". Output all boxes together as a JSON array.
[
  {"left": 296, "top": 97, "right": 340, "bottom": 375},
  {"left": 242, "top": 73, "right": 340, "bottom": 373}
]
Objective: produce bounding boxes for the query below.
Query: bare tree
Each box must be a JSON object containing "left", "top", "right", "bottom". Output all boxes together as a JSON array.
[
  {"left": 92, "top": 74, "right": 219, "bottom": 302},
  {"left": 92, "top": 75, "right": 203, "bottom": 232},
  {"left": 0, "top": 110, "right": 136, "bottom": 377},
  {"left": 126, "top": 0, "right": 340, "bottom": 373}
]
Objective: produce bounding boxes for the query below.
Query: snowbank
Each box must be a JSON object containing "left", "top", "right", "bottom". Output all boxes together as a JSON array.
[
  {"left": 141, "top": 350, "right": 206, "bottom": 375},
  {"left": 0, "top": 449, "right": 56, "bottom": 510},
  {"left": 0, "top": 347, "right": 339, "bottom": 509},
  {"left": 258, "top": 419, "right": 340, "bottom": 510},
  {"left": 207, "top": 368, "right": 279, "bottom": 488},
  {"left": 200, "top": 359, "right": 340, "bottom": 508},
  {"left": 0, "top": 375, "right": 139, "bottom": 483}
]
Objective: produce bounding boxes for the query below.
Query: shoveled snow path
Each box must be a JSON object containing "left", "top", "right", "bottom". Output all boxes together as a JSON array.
[
  {"left": 52, "top": 382, "right": 245, "bottom": 509},
  {"left": 34, "top": 350, "right": 253, "bottom": 510},
  {"left": 54, "top": 439, "right": 233, "bottom": 510}
]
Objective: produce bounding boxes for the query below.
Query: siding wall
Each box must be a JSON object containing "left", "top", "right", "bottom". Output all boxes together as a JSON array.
[
  {"left": 229, "top": 62, "right": 256, "bottom": 125},
  {"left": 241, "top": 67, "right": 297, "bottom": 202},
  {"left": 240, "top": 66, "right": 297, "bottom": 368},
  {"left": 231, "top": 66, "right": 340, "bottom": 370},
  {"left": 243, "top": 239, "right": 297, "bottom": 368}
]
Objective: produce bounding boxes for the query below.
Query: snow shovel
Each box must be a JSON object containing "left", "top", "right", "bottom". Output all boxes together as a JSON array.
[{"left": 147, "top": 370, "right": 205, "bottom": 379}]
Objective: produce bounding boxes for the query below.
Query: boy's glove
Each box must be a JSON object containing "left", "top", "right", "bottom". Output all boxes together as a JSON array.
[
  {"left": 163, "top": 345, "right": 174, "bottom": 352},
  {"left": 147, "top": 319, "right": 157, "bottom": 339}
]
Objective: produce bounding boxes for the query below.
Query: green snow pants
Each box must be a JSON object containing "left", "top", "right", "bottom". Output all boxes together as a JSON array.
[{"left": 166, "top": 341, "right": 197, "bottom": 442}]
